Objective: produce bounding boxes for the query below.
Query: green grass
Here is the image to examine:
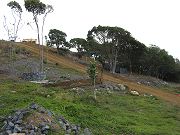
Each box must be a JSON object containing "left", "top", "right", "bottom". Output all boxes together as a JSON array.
[
  {"left": 160, "top": 84, "right": 180, "bottom": 94},
  {"left": 0, "top": 80, "right": 180, "bottom": 135}
]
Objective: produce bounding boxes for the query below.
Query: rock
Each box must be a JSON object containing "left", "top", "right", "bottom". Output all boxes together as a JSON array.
[
  {"left": 39, "top": 123, "right": 46, "bottom": 128},
  {"left": 11, "top": 91, "right": 16, "bottom": 93},
  {"left": 8, "top": 116, "right": 12, "bottom": 120},
  {"left": 41, "top": 125, "right": 50, "bottom": 134},
  {"left": 71, "top": 125, "right": 79, "bottom": 134},
  {"left": 46, "top": 95, "right": 50, "bottom": 98},
  {"left": 113, "top": 86, "right": 120, "bottom": 91},
  {"left": 47, "top": 110, "right": 53, "bottom": 116},
  {"left": 66, "top": 129, "right": 71, "bottom": 134},
  {"left": 34, "top": 126, "right": 38, "bottom": 132},
  {"left": 29, "top": 130, "right": 35, "bottom": 135},
  {"left": 29, "top": 103, "right": 39, "bottom": 110},
  {"left": 41, "top": 125, "right": 50, "bottom": 131},
  {"left": 59, "top": 116, "right": 67, "bottom": 124},
  {"left": 108, "top": 85, "right": 114, "bottom": 90},
  {"left": 15, "top": 120, "right": 22, "bottom": 125},
  {"left": 15, "top": 111, "right": 21, "bottom": 116},
  {"left": 8, "top": 121, "right": 15, "bottom": 128},
  {"left": 65, "top": 123, "right": 70, "bottom": 130},
  {"left": 1, "top": 121, "right": 8, "bottom": 130},
  {"left": 117, "top": 84, "right": 126, "bottom": 91},
  {"left": 0, "top": 103, "right": 92, "bottom": 135},
  {"left": 6, "top": 130, "right": 12, "bottom": 134},
  {"left": 130, "top": 90, "right": 140, "bottom": 96},
  {"left": 137, "top": 82, "right": 141, "bottom": 84},
  {"left": 38, "top": 107, "right": 46, "bottom": 113},
  {"left": 84, "top": 128, "right": 91, "bottom": 135},
  {"left": 107, "top": 90, "right": 113, "bottom": 94},
  {"left": 13, "top": 125, "right": 22, "bottom": 133},
  {"left": 12, "top": 116, "right": 18, "bottom": 122}
]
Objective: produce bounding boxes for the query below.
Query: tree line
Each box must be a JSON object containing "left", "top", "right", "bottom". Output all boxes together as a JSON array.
[
  {"left": 3, "top": 1, "right": 180, "bottom": 82},
  {"left": 47, "top": 26, "right": 180, "bottom": 83}
]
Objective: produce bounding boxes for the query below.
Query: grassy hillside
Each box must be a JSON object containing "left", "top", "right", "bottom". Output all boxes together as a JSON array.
[
  {"left": 0, "top": 80, "right": 179, "bottom": 135},
  {"left": 0, "top": 40, "right": 180, "bottom": 135}
]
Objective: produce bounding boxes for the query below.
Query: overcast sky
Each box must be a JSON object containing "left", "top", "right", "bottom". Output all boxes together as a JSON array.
[{"left": 0, "top": 0, "right": 180, "bottom": 59}]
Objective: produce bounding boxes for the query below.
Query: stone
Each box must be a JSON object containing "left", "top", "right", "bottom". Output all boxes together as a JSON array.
[
  {"left": 39, "top": 123, "right": 46, "bottom": 128},
  {"left": 41, "top": 125, "right": 49, "bottom": 135},
  {"left": 11, "top": 91, "right": 16, "bottom": 93},
  {"left": 113, "top": 86, "right": 120, "bottom": 91},
  {"left": 66, "top": 129, "right": 71, "bottom": 134},
  {"left": 38, "top": 107, "right": 46, "bottom": 113},
  {"left": 41, "top": 125, "right": 50, "bottom": 131},
  {"left": 15, "top": 111, "right": 21, "bottom": 116},
  {"left": 84, "top": 128, "right": 91, "bottom": 135},
  {"left": 8, "top": 116, "right": 12, "bottom": 120},
  {"left": 30, "top": 103, "right": 39, "bottom": 110},
  {"left": 12, "top": 116, "right": 18, "bottom": 122},
  {"left": 118, "top": 84, "right": 126, "bottom": 91},
  {"left": 29, "top": 130, "right": 35, "bottom": 135},
  {"left": 15, "top": 120, "right": 22, "bottom": 125},
  {"left": 65, "top": 123, "right": 70, "bottom": 130},
  {"left": 13, "top": 125, "right": 22, "bottom": 133},
  {"left": 59, "top": 116, "right": 67, "bottom": 124},
  {"left": 130, "top": 90, "right": 140, "bottom": 96},
  {"left": 137, "top": 82, "right": 141, "bottom": 84},
  {"left": 6, "top": 130, "right": 12, "bottom": 134},
  {"left": 71, "top": 125, "right": 79, "bottom": 134},
  {"left": 47, "top": 110, "right": 53, "bottom": 116},
  {"left": 108, "top": 85, "right": 114, "bottom": 90},
  {"left": 1, "top": 121, "right": 8, "bottom": 130},
  {"left": 8, "top": 122, "right": 15, "bottom": 128}
]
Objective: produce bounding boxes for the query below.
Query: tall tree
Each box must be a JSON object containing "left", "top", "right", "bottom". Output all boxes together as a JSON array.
[
  {"left": 25, "top": 0, "right": 46, "bottom": 46},
  {"left": 4, "top": 1, "right": 23, "bottom": 41},
  {"left": 24, "top": 0, "right": 53, "bottom": 72},
  {"left": 70, "top": 38, "right": 87, "bottom": 58},
  {"left": 120, "top": 37, "right": 146, "bottom": 74},
  {"left": 48, "top": 29, "right": 69, "bottom": 54},
  {"left": 87, "top": 25, "right": 131, "bottom": 73}
]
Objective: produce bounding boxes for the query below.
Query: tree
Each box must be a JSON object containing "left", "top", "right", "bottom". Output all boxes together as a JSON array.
[
  {"left": 120, "top": 37, "right": 146, "bottom": 74},
  {"left": 25, "top": 0, "right": 46, "bottom": 45},
  {"left": 87, "top": 25, "right": 131, "bottom": 73},
  {"left": 4, "top": 1, "right": 23, "bottom": 41},
  {"left": 48, "top": 29, "right": 69, "bottom": 54},
  {"left": 87, "top": 58, "right": 98, "bottom": 99},
  {"left": 70, "top": 38, "right": 87, "bottom": 58},
  {"left": 25, "top": 0, "right": 53, "bottom": 72}
]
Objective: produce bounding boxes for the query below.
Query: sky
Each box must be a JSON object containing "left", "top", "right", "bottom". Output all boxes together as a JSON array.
[{"left": 0, "top": 0, "right": 180, "bottom": 59}]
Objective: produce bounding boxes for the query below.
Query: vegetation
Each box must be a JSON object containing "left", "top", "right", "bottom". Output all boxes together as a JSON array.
[
  {"left": 3, "top": 1, "right": 23, "bottom": 41},
  {"left": 0, "top": 80, "right": 179, "bottom": 135},
  {"left": 48, "top": 29, "right": 70, "bottom": 54},
  {"left": 25, "top": 0, "right": 53, "bottom": 72},
  {"left": 85, "top": 25, "right": 180, "bottom": 82},
  {"left": 87, "top": 59, "right": 98, "bottom": 99},
  {"left": 69, "top": 38, "right": 87, "bottom": 58}
]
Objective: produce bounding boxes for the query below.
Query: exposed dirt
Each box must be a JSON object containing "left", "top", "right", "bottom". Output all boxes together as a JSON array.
[{"left": 18, "top": 43, "right": 180, "bottom": 106}]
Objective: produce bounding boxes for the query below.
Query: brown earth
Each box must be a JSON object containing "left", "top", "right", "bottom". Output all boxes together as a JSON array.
[{"left": 18, "top": 43, "right": 180, "bottom": 106}]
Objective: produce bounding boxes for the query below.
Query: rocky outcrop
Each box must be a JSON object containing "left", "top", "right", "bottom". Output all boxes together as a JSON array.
[{"left": 0, "top": 103, "right": 92, "bottom": 135}]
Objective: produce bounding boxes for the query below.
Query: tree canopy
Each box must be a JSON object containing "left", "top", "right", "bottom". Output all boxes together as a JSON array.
[{"left": 48, "top": 29, "right": 70, "bottom": 54}]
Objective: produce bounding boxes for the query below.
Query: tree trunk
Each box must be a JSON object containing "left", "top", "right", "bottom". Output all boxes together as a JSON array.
[
  {"left": 93, "top": 76, "right": 96, "bottom": 100},
  {"left": 34, "top": 17, "right": 41, "bottom": 72},
  {"left": 112, "top": 48, "right": 118, "bottom": 74},
  {"left": 129, "top": 60, "right": 132, "bottom": 74}
]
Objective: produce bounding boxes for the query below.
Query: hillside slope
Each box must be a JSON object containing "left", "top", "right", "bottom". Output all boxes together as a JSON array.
[{"left": 19, "top": 43, "right": 180, "bottom": 106}]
